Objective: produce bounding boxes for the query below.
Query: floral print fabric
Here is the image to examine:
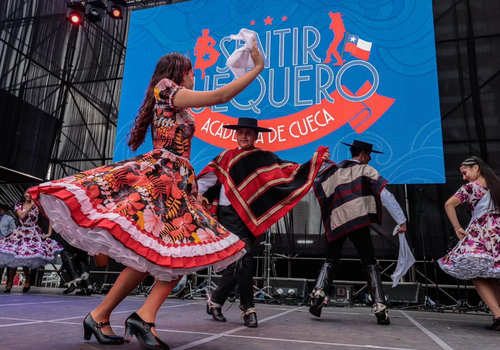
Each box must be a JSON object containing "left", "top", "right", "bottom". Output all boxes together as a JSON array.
[
  {"left": 439, "top": 182, "right": 500, "bottom": 279},
  {"left": 0, "top": 203, "right": 63, "bottom": 269},
  {"left": 152, "top": 79, "right": 195, "bottom": 158},
  {"left": 58, "top": 148, "right": 224, "bottom": 244},
  {"left": 29, "top": 78, "right": 244, "bottom": 280}
]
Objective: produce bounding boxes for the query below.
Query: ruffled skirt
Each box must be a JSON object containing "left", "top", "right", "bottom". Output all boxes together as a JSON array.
[
  {"left": 0, "top": 226, "right": 63, "bottom": 269},
  {"left": 439, "top": 212, "right": 500, "bottom": 280},
  {"left": 29, "top": 148, "right": 245, "bottom": 281}
]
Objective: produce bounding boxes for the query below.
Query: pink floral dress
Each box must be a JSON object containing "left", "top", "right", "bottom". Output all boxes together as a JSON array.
[
  {"left": 29, "top": 78, "right": 244, "bottom": 281},
  {"left": 439, "top": 181, "right": 500, "bottom": 279},
  {"left": 0, "top": 203, "right": 63, "bottom": 269}
]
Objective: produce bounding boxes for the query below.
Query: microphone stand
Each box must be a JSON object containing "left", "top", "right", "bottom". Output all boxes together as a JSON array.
[
  {"left": 253, "top": 230, "right": 276, "bottom": 301},
  {"left": 402, "top": 188, "right": 436, "bottom": 310}
]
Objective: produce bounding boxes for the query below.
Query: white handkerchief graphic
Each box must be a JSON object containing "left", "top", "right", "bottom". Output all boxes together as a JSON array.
[
  {"left": 226, "top": 28, "right": 256, "bottom": 79},
  {"left": 390, "top": 226, "right": 416, "bottom": 287}
]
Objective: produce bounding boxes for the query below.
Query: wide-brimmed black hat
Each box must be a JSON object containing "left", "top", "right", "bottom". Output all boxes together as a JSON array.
[
  {"left": 223, "top": 117, "right": 272, "bottom": 133},
  {"left": 0, "top": 203, "right": 11, "bottom": 210},
  {"left": 341, "top": 140, "right": 384, "bottom": 154}
]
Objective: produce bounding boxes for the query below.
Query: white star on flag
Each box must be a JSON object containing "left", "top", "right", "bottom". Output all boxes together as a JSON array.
[{"left": 345, "top": 34, "right": 372, "bottom": 61}]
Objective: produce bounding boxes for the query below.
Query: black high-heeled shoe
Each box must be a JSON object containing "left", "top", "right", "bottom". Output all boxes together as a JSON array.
[
  {"left": 485, "top": 316, "right": 500, "bottom": 330},
  {"left": 22, "top": 283, "right": 31, "bottom": 293},
  {"left": 83, "top": 313, "right": 124, "bottom": 345},
  {"left": 124, "top": 312, "right": 169, "bottom": 350},
  {"left": 3, "top": 285, "right": 12, "bottom": 293},
  {"left": 63, "top": 279, "right": 78, "bottom": 294},
  {"left": 63, "top": 284, "right": 77, "bottom": 294}
]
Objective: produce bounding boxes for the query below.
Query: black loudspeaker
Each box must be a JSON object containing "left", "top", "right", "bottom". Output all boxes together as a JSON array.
[
  {"left": 268, "top": 277, "right": 308, "bottom": 298},
  {"left": 328, "top": 284, "right": 353, "bottom": 306},
  {"left": 0, "top": 88, "right": 61, "bottom": 181},
  {"left": 383, "top": 282, "right": 423, "bottom": 304}
]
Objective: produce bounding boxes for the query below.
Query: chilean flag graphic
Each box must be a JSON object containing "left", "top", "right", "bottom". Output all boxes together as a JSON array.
[{"left": 344, "top": 34, "right": 372, "bottom": 60}]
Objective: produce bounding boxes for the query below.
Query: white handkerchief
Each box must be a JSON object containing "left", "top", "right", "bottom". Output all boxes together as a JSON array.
[
  {"left": 390, "top": 226, "right": 416, "bottom": 287},
  {"left": 226, "top": 28, "right": 256, "bottom": 79}
]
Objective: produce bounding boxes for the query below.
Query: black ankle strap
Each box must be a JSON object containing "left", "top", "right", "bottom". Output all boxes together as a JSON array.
[
  {"left": 146, "top": 322, "right": 155, "bottom": 328},
  {"left": 97, "top": 321, "right": 110, "bottom": 327}
]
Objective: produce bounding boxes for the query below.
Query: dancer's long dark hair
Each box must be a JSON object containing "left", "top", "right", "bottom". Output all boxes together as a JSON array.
[
  {"left": 127, "top": 53, "right": 192, "bottom": 151},
  {"left": 461, "top": 156, "right": 500, "bottom": 209}
]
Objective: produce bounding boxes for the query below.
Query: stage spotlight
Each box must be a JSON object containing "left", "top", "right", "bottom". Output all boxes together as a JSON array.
[
  {"left": 275, "top": 288, "right": 283, "bottom": 295},
  {"left": 66, "top": 1, "right": 85, "bottom": 25},
  {"left": 86, "top": 0, "right": 106, "bottom": 23},
  {"left": 287, "top": 288, "right": 296, "bottom": 296},
  {"left": 107, "top": 0, "right": 127, "bottom": 20}
]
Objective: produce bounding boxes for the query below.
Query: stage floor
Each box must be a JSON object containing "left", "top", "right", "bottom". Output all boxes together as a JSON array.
[{"left": 0, "top": 286, "right": 497, "bottom": 350}]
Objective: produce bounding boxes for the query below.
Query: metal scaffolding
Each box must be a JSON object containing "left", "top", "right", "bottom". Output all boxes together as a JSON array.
[{"left": 0, "top": 0, "right": 499, "bottom": 261}]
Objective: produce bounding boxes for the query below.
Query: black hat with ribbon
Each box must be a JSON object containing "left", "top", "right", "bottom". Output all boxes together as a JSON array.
[
  {"left": 340, "top": 140, "right": 384, "bottom": 154},
  {"left": 223, "top": 117, "right": 272, "bottom": 133}
]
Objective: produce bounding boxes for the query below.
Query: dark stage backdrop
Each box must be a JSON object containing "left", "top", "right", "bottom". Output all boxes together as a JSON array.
[{"left": 0, "top": 88, "right": 61, "bottom": 180}]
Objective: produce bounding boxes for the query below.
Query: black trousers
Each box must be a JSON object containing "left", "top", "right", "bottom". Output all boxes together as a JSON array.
[
  {"left": 210, "top": 205, "right": 255, "bottom": 310},
  {"left": 61, "top": 244, "right": 91, "bottom": 288},
  {"left": 325, "top": 226, "right": 377, "bottom": 267}
]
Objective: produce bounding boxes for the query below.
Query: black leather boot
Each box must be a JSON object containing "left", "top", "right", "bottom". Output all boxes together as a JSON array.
[
  {"left": 241, "top": 307, "right": 258, "bottom": 327},
  {"left": 76, "top": 253, "right": 93, "bottom": 295},
  {"left": 61, "top": 251, "right": 79, "bottom": 294},
  {"left": 364, "top": 264, "right": 390, "bottom": 325},
  {"left": 309, "top": 262, "right": 336, "bottom": 317},
  {"left": 207, "top": 298, "right": 226, "bottom": 322}
]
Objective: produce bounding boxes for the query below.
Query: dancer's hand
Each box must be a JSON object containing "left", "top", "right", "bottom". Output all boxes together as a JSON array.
[
  {"left": 455, "top": 227, "right": 466, "bottom": 240},
  {"left": 397, "top": 222, "right": 407, "bottom": 234},
  {"left": 197, "top": 193, "right": 209, "bottom": 206},
  {"left": 322, "top": 151, "right": 330, "bottom": 162},
  {"left": 250, "top": 38, "right": 264, "bottom": 70}
]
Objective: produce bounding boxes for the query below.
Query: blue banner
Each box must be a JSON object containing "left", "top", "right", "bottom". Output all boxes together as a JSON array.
[{"left": 114, "top": 0, "right": 444, "bottom": 184}]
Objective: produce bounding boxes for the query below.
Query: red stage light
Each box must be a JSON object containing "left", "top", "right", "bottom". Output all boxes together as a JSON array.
[
  {"left": 107, "top": 0, "right": 126, "bottom": 20},
  {"left": 111, "top": 8, "right": 122, "bottom": 19},
  {"left": 66, "top": 1, "right": 85, "bottom": 26},
  {"left": 69, "top": 12, "right": 82, "bottom": 25}
]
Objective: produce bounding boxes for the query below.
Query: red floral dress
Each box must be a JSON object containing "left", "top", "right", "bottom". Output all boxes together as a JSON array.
[
  {"left": 29, "top": 78, "right": 244, "bottom": 281},
  {"left": 439, "top": 182, "right": 500, "bottom": 279}
]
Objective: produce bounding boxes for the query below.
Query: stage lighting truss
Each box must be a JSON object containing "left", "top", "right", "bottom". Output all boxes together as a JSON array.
[
  {"left": 66, "top": 1, "right": 85, "bottom": 25},
  {"left": 85, "top": 0, "right": 106, "bottom": 23},
  {"left": 66, "top": 0, "right": 127, "bottom": 25},
  {"left": 107, "top": 0, "right": 127, "bottom": 20}
]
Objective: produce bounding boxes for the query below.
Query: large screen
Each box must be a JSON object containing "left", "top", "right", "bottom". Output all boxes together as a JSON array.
[{"left": 114, "top": 0, "right": 444, "bottom": 184}]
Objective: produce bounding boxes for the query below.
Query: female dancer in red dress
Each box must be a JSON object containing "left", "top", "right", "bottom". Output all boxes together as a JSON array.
[{"left": 30, "top": 39, "right": 264, "bottom": 349}]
